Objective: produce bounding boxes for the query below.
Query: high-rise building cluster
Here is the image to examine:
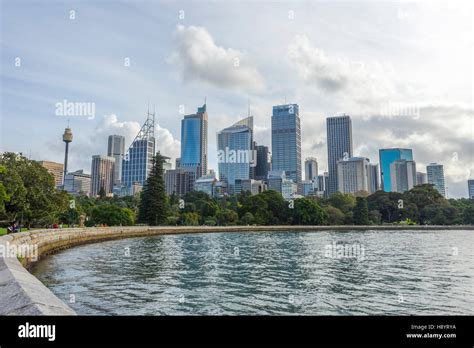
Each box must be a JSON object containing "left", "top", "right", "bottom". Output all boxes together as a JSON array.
[{"left": 47, "top": 100, "right": 470, "bottom": 200}]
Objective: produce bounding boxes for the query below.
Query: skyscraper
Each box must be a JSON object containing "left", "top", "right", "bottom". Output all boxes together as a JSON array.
[
  {"left": 91, "top": 155, "right": 115, "bottom": 197},
  {"left": 107, "top": 135, "right": 125, "bottom": 186},
  {"left": 217, "top": 116, "right": 254, "bottom": 194},
  {"left": 164, "top": 168, "right": 192, "bottom": 196},
  {"left": 327, "top": 115, "right": 353, "bottom": 196},
  {"left": 379, "top": 148, "right": 413, "bottom": 192},
  {"left": 427, "top": 163, "right": 446, "bottom": 197},
  {"left": 368, "top": 163, "right": 380, "bottom": 194},
  {"left": 194, "top": 173, "right": 218, "bottom": 197},
  {"left": 336, "top": 157, "right": 370, "bottom": 194},
  {"left": 255, "top": 144, "right": 271, "bottom": 180},
  {"left": 317, "top": 173, "right": 326, "bottom": 193},
  {"left": 390, "top": 159, "right": 417, "bottom": 193},
  {"left": 271, "top": 104, "right": 301, "bottom": 184},
  {"left": 64, "top": 169, "right": 91, "bottom": 196},
  {"left": 304, "top": 157, "right": 318, "bottom": 181},
  {"left": 468, "top": 179, "right": 474, "bottom": 199},
  {"left": 122, "top": 110, "right": 156, "bottom": 191},
  {"left": 180, "top": 103, "right": 208, "bottom": 178},
  {"left": 416, "top": 172, "right": 428, "bottom": 185},
  {"left": 38, "top": 160, "right": 64, "bottom": 187}
]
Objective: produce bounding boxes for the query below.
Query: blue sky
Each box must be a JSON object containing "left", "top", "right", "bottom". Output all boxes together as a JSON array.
[{"left": 1, "top": 0, "right": 473, "bottom": 197}]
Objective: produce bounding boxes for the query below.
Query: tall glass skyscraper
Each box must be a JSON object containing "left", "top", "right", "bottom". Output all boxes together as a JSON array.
[
  {"left": 217, "top": 116, "right": 253, "bottom": 194},
  {"left": 427, "top": 163, "right": 446, "bottom": 197},
  {"left": 122, "top": 111, "right": 155, "bottom": 191},
  {"left": 271, "top": 104, "right": 301, "bottom": 184},
  {"left": 379, "top": 148, "right": 413, "bottom": 192},
  {"left": 255, "top": 144, "right": 270, "bottom": 180},
  {"left": 468, "top": 179, "right": 474, "bottom": 199},
  {"left": 304, "top": 157, "right": 318, "bottom": 181},
  {"left": 368, "top": 163, "right": 380, "bottom": 193},
  {"left": 180, "top": 104, "right": 208, "bottom": 178},
  {"left": 327, "top": 115, "right": 353, "bottom": 196},
  {"left": 107, "top": 135, "right": 125, "bottom": 185},
  {"left": 390, "top": 159, "right": 417, "bottom": 193}
]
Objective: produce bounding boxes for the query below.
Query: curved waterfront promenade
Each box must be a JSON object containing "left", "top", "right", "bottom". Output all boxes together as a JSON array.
[{"left": 1, "top": 225, "right": 473, "bottom": 315}]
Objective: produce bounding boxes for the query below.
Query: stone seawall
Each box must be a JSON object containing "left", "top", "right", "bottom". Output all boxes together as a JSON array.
[{"left": 1, "top": 225, "right": 472, "bottom": 315}]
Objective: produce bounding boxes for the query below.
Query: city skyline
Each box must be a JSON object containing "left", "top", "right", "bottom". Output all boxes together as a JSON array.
[{"left": 1, "top": 1, "right": 473, "bottom": 198}]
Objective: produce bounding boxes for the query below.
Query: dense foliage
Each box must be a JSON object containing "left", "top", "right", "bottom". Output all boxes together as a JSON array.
[
  {"left": 163, "top": 184, "right": 472, "bottom": 227},
  {"left": 0, "top": 153, "right": 138, "bottom": 228},
  {"left": 1, "top": 152, "right": 473, "bottom": 228}
]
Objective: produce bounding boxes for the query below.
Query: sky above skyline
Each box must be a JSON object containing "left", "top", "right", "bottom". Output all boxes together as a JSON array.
[{"left": 1, "top": 0, "right": 473, "bottom": 197}]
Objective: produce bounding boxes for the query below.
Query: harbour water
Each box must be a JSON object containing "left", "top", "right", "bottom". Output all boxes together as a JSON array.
[{"left": 31, "top": 230, "right": 474, "bottom": 315}]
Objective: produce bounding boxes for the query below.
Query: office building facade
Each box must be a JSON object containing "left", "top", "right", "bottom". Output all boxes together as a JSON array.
[
  {"left": 416, "top": 172, "right": 428, "bottom": 185},
  {"left": 38, "top": 160, "right": 64, "bottom": 188},
  {"left": 304, "top": 157, "right": 318, "bottom": 181},
  {"left": 336, "top": 157, "right": 370, "bottom": 195},
  {"left": 194, "top": 174, "right": 218, "bottom": 197},
  {"left": 368, "top": 163, "right": 380, "bottom": 194},
  {"left": 107, "top": 135, "right": 125, "bottom": 186},
  {"left": 255, "top": 145, "right": 271, "bottom": 180},
  {"left": 327, "top": 115, "right": 353, "bottom": 197},
  {"left": 271, "top": 104, "right": 302, "bottom": 184},
  {"left": 122, "top": 111, "right": 156, "bottom": 190},
  {"left": 217, "top": 116, "right": 254, "bottom": 194},
  {"left": 91, "top": 155, "right": 115, "bottom": 197},
  {"left": 390, "top": 159, "right": 417, "bottom": 193},
  {"left": 379, "top": 148, "right": 413, "bottom": 192},
  {"left": 427, "top": 163, "right": 446, "bottom": 197},
  {"left": 64, "top": 169, "right": 91, "bottom": 196},
  {"left": 180, "top": 104, "right": 208, "bottom": 178},
  {"left": 468, "top": 179, "right": 474, "bottom": 199}
]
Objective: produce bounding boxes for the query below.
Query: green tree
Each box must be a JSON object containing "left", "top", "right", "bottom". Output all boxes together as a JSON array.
[
  {"left": 258, "top": 190, "right": 289, "bottom": 224},
  {"left": 324, "top": 206, "right": 345, "bottom": 225},
  {"left": 201, "top": 201, "right": 218, "bottom": 219},
  {"left": 404, "top": 184, "right": 446, "bottom": 211},
  {"left": 353, "top": 197, "right": 369, "bottom": 225},
  {"left": 367, "top": 191, "right": 403, "bottom": 223},
  {"left": 90, "top": 205, "right": 134, "bottom": 226},
  {"left": 327, "top": 192, "right": 356, "bottom": 214},
  {"left": 179, "top": 212, "right": 200, "bottom": 226},
  {"left": 368, "top": 209, "right": 382, "bottom": 225},
  {"left": 240, "top": 212, "right": 255, "bottom": 225},
  {"left": 291, "top": 198, "right": 327, "bottom": 225},
  {"left": 0, "top": 165, "right": 10, "bottom": 215},
  {"left": 59, "top": 208, "right": 80, "bottom": 226},
  {"left": 98, "top": 186, "right": 107, "bottom": 199},
  {"left": 462, "top": 205, "right": 474, "bottom": 224},
  {"left": 216, "top": 209, "right": 239, "bottom": 226},
  {"left": 0, "top": 153, "right": 69, "bottom": 227},
  {"left": 138, "top": 152, "right": 169, "bottom": 225}
]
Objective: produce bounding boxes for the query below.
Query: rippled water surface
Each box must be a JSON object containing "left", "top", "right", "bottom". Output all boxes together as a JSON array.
[{"left": 31, "top": 230, "right": 474, "bottom": 315}]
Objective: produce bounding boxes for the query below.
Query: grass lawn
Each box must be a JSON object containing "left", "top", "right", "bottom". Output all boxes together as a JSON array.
[{"left": 0, "top": 228, "right": 7, "bottom": 236}]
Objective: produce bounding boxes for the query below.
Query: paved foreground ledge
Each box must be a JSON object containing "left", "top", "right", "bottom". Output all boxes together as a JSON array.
[{"left": 0, "top": 225, "right": 472, "bottom": 315}]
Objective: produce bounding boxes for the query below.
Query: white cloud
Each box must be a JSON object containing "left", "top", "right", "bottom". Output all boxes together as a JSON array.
[
  {"left": 155, "top": 124, "right": 181, "bottom": 160},
  {"left": 97, "top": 114, "right": 181, "bottom": 162},
  {"left": 287, "top": 34, "right": 398, "bottom": 114},
  {"left": 95, "top": 114, "right": 141, "bottom": 144},
  {"left": 168, "top": 25, "right": 265, "bottom": 92}
]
